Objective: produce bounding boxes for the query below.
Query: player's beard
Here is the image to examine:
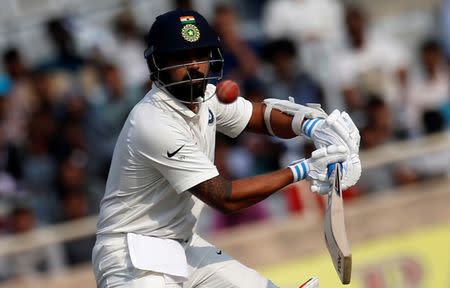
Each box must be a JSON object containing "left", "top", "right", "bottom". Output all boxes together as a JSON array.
[{"left": 167, "top": 69, "right": 207, "bottom": 103}]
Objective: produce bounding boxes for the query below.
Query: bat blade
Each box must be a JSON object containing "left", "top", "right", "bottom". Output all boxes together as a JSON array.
[
  {"left": 298, "top": 277, "right": 319, "bottom": 288},
  {"left": 324, "top": 164, "right": 352, "bottom": 284}
]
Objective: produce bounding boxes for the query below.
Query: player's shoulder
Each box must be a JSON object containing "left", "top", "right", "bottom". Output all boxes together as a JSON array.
[
  {"left": 204, "top": 83, "right": 219, "bottom": 108},
  {"left": 205, "top": 83, "right": 216, "bottom": 96},
  {"left": 131, "top": 89, "right": 176, "bottom": 124},
  {"left": 128, "top": 90, "right": 187, "bottom": 146}
]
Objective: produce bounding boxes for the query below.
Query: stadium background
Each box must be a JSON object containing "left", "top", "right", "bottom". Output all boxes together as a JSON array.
[{"left": 0, "top": 0, "right": 448, "bottom": 287}]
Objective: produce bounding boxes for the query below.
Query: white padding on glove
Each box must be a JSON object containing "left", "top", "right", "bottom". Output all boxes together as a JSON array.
[
  {"left": 302, "top": 110, "right": 361, "bottom": 189},
  {"left": 288, "top": 145, "right": 347, "bottom": 183},
  {"left": 263, "top": 97, "right": 327, "bottom": 136}
]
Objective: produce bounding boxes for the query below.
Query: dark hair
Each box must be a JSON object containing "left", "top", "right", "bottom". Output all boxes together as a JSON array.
[
  {"left": 174, "top": 0, "right": 193, "bottom": 9},
  {"left": 262, "top": 38, "right": 297, "bottom": 62},
  {"left": 421, "top": 39, "right": 442, "bottom": 54},
  {"left": 367, "top": 94, "right": 386, "bottom": 109},
  {"left": 2, "top": 47, "right": 20, "bottom": 65},
  {"left": 422, "top": 110, "right": 444, "bottom": 134},
  {"left": 345, "top": 4, "right": 365, "bottom": 19}
]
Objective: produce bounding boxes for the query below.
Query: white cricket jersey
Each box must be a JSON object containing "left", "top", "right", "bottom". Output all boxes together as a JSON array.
[{"left": 96, "top": 84, "right": 253, "bottom": 240}]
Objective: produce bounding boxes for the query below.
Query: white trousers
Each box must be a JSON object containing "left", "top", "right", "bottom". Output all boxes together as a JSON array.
[{"left": 92, "top": 233, "right": 277, "bottom": 288}]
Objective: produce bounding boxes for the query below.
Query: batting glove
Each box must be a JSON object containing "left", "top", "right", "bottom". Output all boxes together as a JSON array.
[
  {"left": 288, "top": 145, "right": 348, "bottom": 189},
  {"left": 301, "top": 110, "right": 361, "bottom": 190}
]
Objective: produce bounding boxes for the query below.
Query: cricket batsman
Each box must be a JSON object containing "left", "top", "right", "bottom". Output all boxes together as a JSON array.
[{"left": 92, "top": 8, "right": 361, "bottom": 288}]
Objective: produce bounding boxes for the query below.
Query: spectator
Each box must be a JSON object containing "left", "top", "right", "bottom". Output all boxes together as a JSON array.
[
  {"left": 173, "top": 0, "right": 193, "bottom": 10},
  {"left": 262, "top": 0, "right": 344, "bottom": 81},
  {"left": 364, "top": 96, "right": 395, "bottom": 146},
  {"left": 42, "top": 17, "right": 85, "bottom": 72},
  {"left": 52, "top": 90, "right": 89, "bottom": 163},
  {"left": 359, "top": 97, "right": 393, "bottom": 191},
  {"left": 213, "top": 3, "right": 261, "bottom": 81},
  {"left": 2, "top": 48, "right": 27, "bottom": 81},
  {"left": 335, "top": 5, "right": 409, "bottom": 126},
  {"left": 87, "top": 63, "right": 140, "bottom": 180},
  {"left": 358, "top": 97, "right": 415, "bottom": 194},
  {"left": 23, "top": 112, "right": 59, "bottom": 223},
  {"left": 234, "top": 0, "right": 268, "bottom": 21},
  {"left": 111, "top": 9, "right": 149, "bottom": 88},
  {"left": 57, "top": 156, "right": 88, "bottom": 197},
  {"left": 62, "top": 191, "right": 96, "bottom": 265},
  {"left": 260, "top": 38, "right": 324, "bottom": 106},
  {"left": 400, "top": 111, "right": 450, "bottom": 182},
  {"left": 1, "top": 48, "right": 34, "bottom": 146},
  {"left": 406, "top": 39, "right": 450, "bottom": 136},
  {"left": 0, "top": 76, "right": 22, "bottom": 202},
  {"left": 3, "top": 206, "right": 66, "bottom": 280},
  {"left": 423, "top": 110, "right": 446, "bottom": 134}
]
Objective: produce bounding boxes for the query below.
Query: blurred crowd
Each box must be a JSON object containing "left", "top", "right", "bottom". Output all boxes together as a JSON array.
[{"left": 0, "top": 0, "right": 449, "bottom": 281}]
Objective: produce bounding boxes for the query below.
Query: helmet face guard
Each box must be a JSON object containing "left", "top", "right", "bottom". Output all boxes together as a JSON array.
[{"left": 147, "top": 47, "right": 224, "bottom": 104}]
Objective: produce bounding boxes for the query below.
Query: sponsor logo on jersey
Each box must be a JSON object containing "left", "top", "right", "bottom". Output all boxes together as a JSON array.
[{"left": 167, "top": 144, "right": 185, "bottom": 158}]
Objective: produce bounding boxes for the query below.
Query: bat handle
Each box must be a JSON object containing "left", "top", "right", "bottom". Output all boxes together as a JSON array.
[{"left": 327, "top": 163, "right": 342, "bottom": 179}]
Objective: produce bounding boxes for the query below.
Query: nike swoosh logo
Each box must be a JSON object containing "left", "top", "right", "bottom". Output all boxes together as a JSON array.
[{"left": 167, "top": 145, "right": 185, "bottom": 158}]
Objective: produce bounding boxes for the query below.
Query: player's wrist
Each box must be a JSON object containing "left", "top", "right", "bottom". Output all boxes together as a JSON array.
[{"left": 288, "top": 159, "right": 309, "bottom": 182}]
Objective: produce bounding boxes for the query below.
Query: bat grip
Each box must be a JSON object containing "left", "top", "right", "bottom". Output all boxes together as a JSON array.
[{"left": 327, "top": 163, "right": 342, "bottom": 178}]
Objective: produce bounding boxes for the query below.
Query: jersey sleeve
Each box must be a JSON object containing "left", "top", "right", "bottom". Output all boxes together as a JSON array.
[
  {"left": 212, "top": 93, "right": 253, "bottom": 138},
  {"left": 131, "top": 106, "right": 219, "bottom": 194}
]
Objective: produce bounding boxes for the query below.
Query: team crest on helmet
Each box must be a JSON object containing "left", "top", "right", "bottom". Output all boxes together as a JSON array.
[{"left": 181, "top": 24, "right": 200, "bottom": 42}]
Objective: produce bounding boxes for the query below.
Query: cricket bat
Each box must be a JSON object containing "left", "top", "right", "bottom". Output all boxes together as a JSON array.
[
  {"left": 298, "top": 277, "right": 319, "bottom": 288},
  {"left": 324, "top": 164, "right": 352, "bottom": 284}
]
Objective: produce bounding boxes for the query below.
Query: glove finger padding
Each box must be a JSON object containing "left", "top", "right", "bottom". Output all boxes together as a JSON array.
[
  {"left": 341, "top": 154, "right": 362, "bottom": 189},
  {"left": 325, "top": 110, "right": 357, "bottom": 152},
  {"left": 307, "top": 145, "right": 348, "bottom": 182},
  {"left": 307, "top": 110, "right": 360, "bottom": 153},
  {"left": 310, "top": 179, "right": 331, "bottom": 195},
  {"left": 341, "top": 112, "right": 361, "bottom": 151},
  {"left": 310, "top": 156, "right": 361, "bottom": 193}
]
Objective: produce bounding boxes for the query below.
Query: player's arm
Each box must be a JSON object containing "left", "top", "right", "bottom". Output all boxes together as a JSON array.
[
  {"left": 190, "top": 145, "right": 347, "bottom": 214},
  {"left": 245, "top": 102, "right": 298, "bottom": 138},
  {"left": 245, "top": 100, "right": 362, "bottom": 190},
  {"left": 190, "top": 168, "right": 292, "bottom": 214}
]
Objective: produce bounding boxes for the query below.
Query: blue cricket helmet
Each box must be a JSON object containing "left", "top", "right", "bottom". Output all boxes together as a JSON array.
[
  {"left": 144, "top": 9, "right": 224, "bottom": 103},
  {"left": 144, "top": 9, "right": 220, "bottom": 56}
]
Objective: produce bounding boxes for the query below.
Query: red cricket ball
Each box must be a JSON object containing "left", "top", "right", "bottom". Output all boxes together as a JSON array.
[{"left": 216, "top": 80, "right": 240, "bottom": 104}]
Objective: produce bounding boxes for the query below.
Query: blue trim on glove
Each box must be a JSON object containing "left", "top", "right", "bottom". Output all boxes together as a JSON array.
[
  {"left": 327, "top": 162, "right": 343, "bottom": 178},
  {"left": 289, "top": 159, "right": 309, "bottom": 182},
  {"left": 302, "top": 118, "right": 321, "bottom": 137},
  {"left": 295, "top": 165, "right": 301, "bottom": 180}
]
